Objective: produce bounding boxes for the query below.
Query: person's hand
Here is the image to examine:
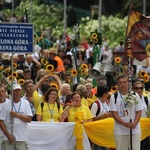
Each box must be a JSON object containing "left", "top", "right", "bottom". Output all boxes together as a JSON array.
[
  {"left": 7, "top": 134, "right": 15, "bottom": 143},
  {"left": 70, "top": 101, "right": 77, "bottom": 107},
  {"left": 103, "top": 112, "right": 111, "bottom": 118},
  {"left": 53, "top": 75, "right": 60, "bottom": 81},
  {"left": 10, "top": 111, "right": 18, "bottom": 118},
  {"left": 124, "top": 122, "right": 136, "bottom": 129}
]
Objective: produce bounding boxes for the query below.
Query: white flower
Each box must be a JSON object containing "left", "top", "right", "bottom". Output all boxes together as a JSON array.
[{"left": 124, "top": 93, "right": 138, "bottom": 106}]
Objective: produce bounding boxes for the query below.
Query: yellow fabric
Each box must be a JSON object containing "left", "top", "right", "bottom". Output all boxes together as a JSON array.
[
  {"left": 92, "top": 95, "right": 98, "bottom": 102},
  {"left": 32, "top": 91, "right": 43, "bottom": 112},
  {"left": 83, "top": 118, "right": 150, "bottom": 148},
  {"left": 73, "top": 111, "right": 84, "bottom": 150},
  {"left": 36, "top": 101, "right": 63, "bottom": 122},
  {"left": 143, "top": 90, "right": 150, "bottom": 97},
  {"left": 127, "top": 7, "right": 141, "bottom": 36},
  {"left": 67, "top": 105, "right": 93, "bottom": 122},
  {"left": 81, "top": 97, "right": 88, "bottom": 107},
  {"left": 86, "top": 98, "right": 94, "bottom": 107}
]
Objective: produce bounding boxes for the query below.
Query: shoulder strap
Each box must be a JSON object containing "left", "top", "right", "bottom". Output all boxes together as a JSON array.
[
  {"left": 144, "top": 96, "right": 148, "bottom": 108},
  {"left": 114, "top": 92, "right": 118, "bottom": 104},
  {"left": 89, "top": 100, "right": 101, "bottom": 116},
  {"left": 95, "top": 100, "right": 101, "bottom": 116},
  {"left": 41, "top": 102, "right": 44, "bottom": 112}
]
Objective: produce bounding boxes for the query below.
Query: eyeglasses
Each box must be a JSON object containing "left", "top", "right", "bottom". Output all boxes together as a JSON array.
[
  {"left": 139, "top": 80, "right": 144, "bottom": 83},
  {"left": 134, "top": 87, "right": 143, "bottom": 90}
]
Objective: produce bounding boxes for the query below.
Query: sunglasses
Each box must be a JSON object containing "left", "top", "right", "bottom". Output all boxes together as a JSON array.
[{"left": 134, "top": 87, "right": 143, "bottom": 90}]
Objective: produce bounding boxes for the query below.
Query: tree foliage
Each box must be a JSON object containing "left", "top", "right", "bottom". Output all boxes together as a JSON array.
[{"left": 1, "top": 0, "right": 149, "bottom": 49}]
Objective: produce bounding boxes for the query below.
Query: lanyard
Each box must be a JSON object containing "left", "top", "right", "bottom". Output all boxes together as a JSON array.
[
  {"left": 13, "top": 100, "right": 21, "bottom": 113},
  {"left": 119, "top": 92, "right": 127, "bottom": 108},
  {"left": 47, "top": 102, "right": 55, "bottom": 119},
  {"left": 98, "top": 99, "right": 109, "bottom": 112}
]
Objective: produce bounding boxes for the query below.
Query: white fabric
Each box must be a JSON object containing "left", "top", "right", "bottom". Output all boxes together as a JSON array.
[
  {"left": 109, "top": 91, "right": 143, "bottom": 135},
  {"left": 141, "top": 96, "right": 148, "bottom": 118},
  {"left": 0, "top": 99, "right": 32, "bottom": 141},
  {"left": 91, "top": 99, "right": 110, "bottom": 117},
  {"left": 86, "top": 47, "right": 93, "bottom": 59},
  {"left": 28, "top": 122, "right": 91, "bottom": 150}
]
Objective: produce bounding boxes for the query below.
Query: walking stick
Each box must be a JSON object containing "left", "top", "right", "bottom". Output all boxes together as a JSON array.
[
  {"left": 11, "top": 53, "right": 14, "bottom": 137},
  {"left": 127, "top": 36, "right": 133, "bottom": 150}
]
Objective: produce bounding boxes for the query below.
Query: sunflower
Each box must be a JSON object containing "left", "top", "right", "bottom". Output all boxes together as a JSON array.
[
  {"left": 91, "top": 33, "right": 97, "bottom": 39},
  {"left": 114, "top": 57, "right": 121, "bottom": 64},
  {"left": 109, "top": 85, "right": 118, "bottom": 94},
  {"left": 8, "top": 75, "right": 15, "bottom": 82},
  {"left": 41, "top": 58, "right": 48, "bottom": 66},
  {"left": 38, "top": 36, "right": 43, "bottom": 42},
  {"left": 94, "top": 38, "right": 98, "bottom": 44},
  {"left": 81, "top": 69, "right": 86, "bottom": 74},
  {"left": 4, "top": 68, "right": 11, "bottom": 74},
  {"left": 46, "top": 64, "right": 54, "bottom": 72},
  {"left": 80, "top": 64, "right": 88, "bottom": 70},
  {"left": 13, "top": 72, "right": 18, "bottom": 78},
  {"left": 0, "top": 66, "right": 3, "bottom": 72},
  {"left": 13, "top": 63, "right": 17, "bottom": 69},
  {"left": 49, "top": 73, "right": 53, "bottom": 77},
  {"left": 50, "top": 83, "right": 59, "bottom": 90},
  {"left": 123, "top": 65, "right": 127, "bottom": 71},
  {"left": 144, "top": 73, "right": 149, "bottom": 83},
  {"left": 71, "top": 69, "right": 78, "bottom": 77},
  {"left": 18, "top": 79, "right": 25, "bottom": 86},
  {"left": 139, "top": 70, "right": 146, "bottom": 77}
]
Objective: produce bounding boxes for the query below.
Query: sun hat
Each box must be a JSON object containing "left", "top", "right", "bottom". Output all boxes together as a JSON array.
[
  {"left": 2, "top": 53, "right": 10, "bottom": 60},
  {"left": 49, "top": 47, "right": 57, "bottom": 54}
]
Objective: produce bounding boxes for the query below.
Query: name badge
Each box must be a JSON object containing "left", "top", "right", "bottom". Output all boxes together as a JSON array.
[{"left": 50, "top": 119, "right": 54, "bottom": 122}]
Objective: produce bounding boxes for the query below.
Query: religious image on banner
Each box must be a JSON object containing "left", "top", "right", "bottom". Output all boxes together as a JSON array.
[{"left": 125, "top": 4, "right": 150, "bottom": 61}]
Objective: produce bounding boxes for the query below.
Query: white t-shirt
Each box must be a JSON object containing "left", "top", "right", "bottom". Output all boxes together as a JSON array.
[
  {"left": 91, "top": 99, "right": 110, "bottom": 117},
  {"left": 0, "top": 98, "right": 10, "bottom": 137},
  {"left": 0, "top": 98, "right": 32, "bottom": 141},
  {"left": 109, "top": 91, "right": 143, "bottom": 135}
]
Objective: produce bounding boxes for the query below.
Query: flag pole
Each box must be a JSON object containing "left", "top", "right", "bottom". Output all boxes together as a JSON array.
[{"left": 125, "top": 4, "right": 134, "bottom": 150}]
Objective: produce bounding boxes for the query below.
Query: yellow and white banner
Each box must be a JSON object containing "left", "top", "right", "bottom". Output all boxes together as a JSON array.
[{"left": 28, "top": 118, "right": 150, "bottom": 149}]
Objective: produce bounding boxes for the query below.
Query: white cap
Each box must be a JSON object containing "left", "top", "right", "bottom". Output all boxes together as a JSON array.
[{"left": 13, "top": 84, "right": 21, "bottom": 90}]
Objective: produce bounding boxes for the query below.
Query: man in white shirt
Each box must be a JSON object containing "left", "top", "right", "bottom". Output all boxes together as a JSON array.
[
  {"left": 0, "top": 84, "right": 32, "bottom": 150},
  {"left": 0, "top": 84, "right": 10, "bottom": 150},
  {"left": 109, "top": 73, "right": 143, "bottom": 150}
]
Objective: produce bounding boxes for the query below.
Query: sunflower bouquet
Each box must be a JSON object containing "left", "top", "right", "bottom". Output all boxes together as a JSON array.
[
  {"left": 70, "top": 64, "right": 89, "bottom": 84},
  {"left": 41, "top": 57, "right": 49, "bottom": 69}
]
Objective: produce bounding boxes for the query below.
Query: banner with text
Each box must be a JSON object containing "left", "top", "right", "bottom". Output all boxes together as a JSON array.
[{"left": 0, "top": 23, "right": 34, "bottom": 53}]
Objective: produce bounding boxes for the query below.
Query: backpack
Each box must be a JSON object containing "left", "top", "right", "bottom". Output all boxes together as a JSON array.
[
  {"left": 114, "top": 92, "right": 148, "bottom": 108},
  {"left": 89, "top": 100, "right": 100, "bottom": 116}
]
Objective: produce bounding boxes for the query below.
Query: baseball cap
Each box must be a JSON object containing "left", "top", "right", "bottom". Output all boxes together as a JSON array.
[{"left": 13, "top": 84, "right": 21, "bottom": 90}]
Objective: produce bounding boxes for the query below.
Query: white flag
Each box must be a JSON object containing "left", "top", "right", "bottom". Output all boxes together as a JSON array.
[{"left": 5, "top": 0, "right": 12, "bottom": 3}]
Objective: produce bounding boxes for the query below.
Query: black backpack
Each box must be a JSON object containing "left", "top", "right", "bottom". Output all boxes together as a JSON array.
[{"left": 114, "top": 91, "right": 148, "bottom": 108}]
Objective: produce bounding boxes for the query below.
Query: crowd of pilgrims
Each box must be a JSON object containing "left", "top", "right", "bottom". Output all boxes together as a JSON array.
[{"left": 0, "top": 26, "right": 149, "bottom": 149}]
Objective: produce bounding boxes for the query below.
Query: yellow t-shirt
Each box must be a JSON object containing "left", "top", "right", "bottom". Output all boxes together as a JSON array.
[
  {"left": 67, "top": 104, "right": 93, "bottom": 122},
  {"left": 36, "top": 101, "right": 63, "bottom": 122},
  {"left": 32, "top": 91, "right": 43, "bottom": 111},
  {"left": 87, "top": 98, "right": 94, "bottom": 107},
  {"left": 81, "top": 97, "right": 88, "bottom": 107}
]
